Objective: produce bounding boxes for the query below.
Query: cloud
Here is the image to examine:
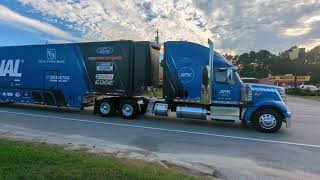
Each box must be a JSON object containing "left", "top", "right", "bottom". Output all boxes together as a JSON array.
[
  {"left": 13, "top": 0, "right": 320, "bottom": 54},
  {"left": 282, "top": 13, "right": 320, "bottom": 37},
  {"left": 0, "top": 4, "right": 82, "bottom": 42},
  {"left": 283, "top": 27, "right": 312, "bottom": 37},
  {"left": 300, "top": 38, "right": 320, "bottom": 50},
  {"left": 18, "top": 0, "right": 214, "bottom": 45}
]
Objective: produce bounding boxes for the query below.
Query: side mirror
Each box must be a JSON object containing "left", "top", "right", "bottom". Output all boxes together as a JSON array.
[{"left": 226, "top": 68, "right": 233, "bottom": 83}]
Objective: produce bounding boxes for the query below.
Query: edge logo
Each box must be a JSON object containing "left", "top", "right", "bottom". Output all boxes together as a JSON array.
[
  {"left": 96, "top": 47, "right": 114, "bottom": 55},
  {"left": 0, "top": 60, "right": 22, "bottom": 77}
]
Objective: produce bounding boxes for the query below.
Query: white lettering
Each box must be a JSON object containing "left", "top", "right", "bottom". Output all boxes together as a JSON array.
[
  {"left": 95, "top": 80, "right": 114, "bottom": 86},
  {"left": 0, "top": 60, "right": 22, "bottom": 77}
]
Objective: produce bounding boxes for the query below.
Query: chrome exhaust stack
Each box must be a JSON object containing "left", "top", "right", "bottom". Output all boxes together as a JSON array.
[
  {"left": 208, "top": 39, "right": 215, "bottom": 105},
  {"left": 201, "top": 39, "right": 215, "bottom": 104}
]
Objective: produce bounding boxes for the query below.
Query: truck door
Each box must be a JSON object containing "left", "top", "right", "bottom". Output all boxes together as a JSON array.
[
  {"left": 212, "top": 68, "right": 241, "bottom": 102},
  {"left": 211, "top": 67, "right": 242, "bottom": 121}
]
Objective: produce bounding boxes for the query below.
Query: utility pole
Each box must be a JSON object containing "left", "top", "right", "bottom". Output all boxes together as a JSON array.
[{"left": 155, "top": 29, "right": 159, "bottom": 44}]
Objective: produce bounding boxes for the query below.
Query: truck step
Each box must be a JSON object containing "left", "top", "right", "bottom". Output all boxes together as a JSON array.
[
  {"left": 212, "top": 118, "right": 235, "bottom": 123},
  {"left": 145, "top": 100, "right": 156, "bottom": 115}
]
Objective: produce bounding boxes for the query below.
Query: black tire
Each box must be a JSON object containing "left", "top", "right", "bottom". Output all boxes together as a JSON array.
[
  {"left": 98, "top": 99, "right": 115, "bottom": 117},
  {"left": 120, "top": 100, "right": 138, "bottom": 119},
  {"left": 253, "top": 108, "right": 282, "bottom": 133}
]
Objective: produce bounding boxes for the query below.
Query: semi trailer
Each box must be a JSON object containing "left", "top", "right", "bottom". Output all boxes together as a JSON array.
[{"left": 0, "top": 39, "right": 291, "bottom": 133}]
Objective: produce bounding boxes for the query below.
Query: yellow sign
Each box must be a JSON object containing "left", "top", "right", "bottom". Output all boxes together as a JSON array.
[{"left": 270, "top": 76, "right": 310, "bottom": 82}]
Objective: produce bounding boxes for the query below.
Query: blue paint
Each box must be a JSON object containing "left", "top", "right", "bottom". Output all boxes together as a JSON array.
[
  {"left": 243, "top": 100, "right": 289, "bottom": 121},
  {"left": 0, "top": 44, "right": 92, "bottom": 108},
  {"left": 164, "top": 41, "right": 291, "bottom": 124},
  {"left": 164, "top": 41, "right": 231, "bottom": 100}
]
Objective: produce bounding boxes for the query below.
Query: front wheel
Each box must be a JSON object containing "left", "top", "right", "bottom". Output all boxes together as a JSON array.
[{"left": 253, "top": 108, "right": 282, "bottom": 133}]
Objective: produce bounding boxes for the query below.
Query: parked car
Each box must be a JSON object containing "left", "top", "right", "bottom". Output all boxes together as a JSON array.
[{"left": 299, "top": 85, "right": 318, "bottom": 92}]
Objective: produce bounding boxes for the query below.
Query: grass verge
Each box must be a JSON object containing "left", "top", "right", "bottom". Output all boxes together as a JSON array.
[{"left": 0, "top": 140, "right": 196, "bottom": 180}]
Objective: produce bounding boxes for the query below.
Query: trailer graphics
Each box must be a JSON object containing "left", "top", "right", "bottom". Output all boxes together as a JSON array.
[
  {"left": 0, "top": 40, "right": 291, "bottom": 133},
  {"left": 0, "top": 59, "right": 22, "bottom": 77}
]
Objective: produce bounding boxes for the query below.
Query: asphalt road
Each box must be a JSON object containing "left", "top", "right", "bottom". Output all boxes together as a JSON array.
[{"left": 0, "top": 96, "right": 320, "bottom": 179}]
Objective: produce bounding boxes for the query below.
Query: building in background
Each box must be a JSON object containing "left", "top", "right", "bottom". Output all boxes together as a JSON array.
[
  {"left": 259, "top": 78, "right": 275, "bottom": 85},
  {"left": 269, "top": 75, "right": 310, "bottom": 88},
  {"left": 241, "top": 75, "right": 311, "bottom": 88}
]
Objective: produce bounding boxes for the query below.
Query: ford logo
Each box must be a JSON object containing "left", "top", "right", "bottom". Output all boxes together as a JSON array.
[{"left": 96, "top": 47, "right": 114, "bottom": 55}]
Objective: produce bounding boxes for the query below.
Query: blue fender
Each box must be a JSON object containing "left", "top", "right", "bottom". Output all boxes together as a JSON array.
[{"left": 243, "top": 99, "right": 289, "bottom": 122}]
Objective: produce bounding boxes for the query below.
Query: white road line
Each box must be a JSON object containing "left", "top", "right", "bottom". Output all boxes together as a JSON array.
[
  {"left": 1, "top": 110, "right": 320, "bottom": 148},
  {"left": 294, "top": 114, "right": 320, "bottom": 118}
]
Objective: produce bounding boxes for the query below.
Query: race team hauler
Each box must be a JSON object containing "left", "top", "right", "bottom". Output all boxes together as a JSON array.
[{"left": 0, "top": 39, "right": 291, "bottom": 133}]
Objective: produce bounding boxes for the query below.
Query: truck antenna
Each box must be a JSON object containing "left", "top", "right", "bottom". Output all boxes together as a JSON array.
[{"left": 155, "top": 29, "right": 159, "bottom": 44}]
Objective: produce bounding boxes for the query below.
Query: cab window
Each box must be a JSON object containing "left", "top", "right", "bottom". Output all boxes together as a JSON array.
[{"left": 215, "top": 68, "right": 235, "bottom": 84}]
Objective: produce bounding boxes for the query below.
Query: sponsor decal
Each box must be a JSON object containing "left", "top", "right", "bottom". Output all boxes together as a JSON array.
[
  {"left": 218, "top": 90, "right": 231, "bottom": 97},
  {"left": 15, "top": 92, "right": 21, "bottom": 98},
  {"left": 95, "top": 73, "right": 114, "bottom": 86},
  {"left": 0, "top": 59, "right": 23, "bottom": 77},
  {"left": 47, "top": 49, "right": 56, "bottom": 60},
  {"left": 95, "top": 80, "right": 114, "bottom": 86},
  {"left": 96, "top": 47, "right": 114, "bottom": 55},
  {"left": 88, "top": 56, "right": 123, "bottom": 61},
  {"left": 38, "top": 49, "right": 64, "bottom": 64},
  {"left": 46, "top": 75, "right": 70, "bottom": 83},
  {"left": 95, "top": 74, "right": 114, "bottom": 80},
  {"left": 23, "top": 92, "right": 30, "bottom": 97},
  {"left": 178, "top": 67, "right": 194, "bottom": 84},
  {"left": 96, "top": 62, "right": 113, "bottom": 72}
]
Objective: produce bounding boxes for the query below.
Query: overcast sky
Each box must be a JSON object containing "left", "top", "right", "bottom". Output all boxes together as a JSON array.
[{"left": 0, "top": 0, "right": 319, "bottom": 54}]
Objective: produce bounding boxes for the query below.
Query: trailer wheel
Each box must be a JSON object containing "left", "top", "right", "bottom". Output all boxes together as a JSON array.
[
  {"left": 98, "top": 100, "right": 115, "bottom": 117},
  {"left": 120, "top": 100, "right": 138, "bottom": 119},
  {"left": 253, "top": 108, "right": 282, "bottom": 133}
]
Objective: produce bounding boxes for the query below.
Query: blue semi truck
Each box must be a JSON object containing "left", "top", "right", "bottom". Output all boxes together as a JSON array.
[{"left": 0, "top": 39, "right": 291, "bottom": 133}]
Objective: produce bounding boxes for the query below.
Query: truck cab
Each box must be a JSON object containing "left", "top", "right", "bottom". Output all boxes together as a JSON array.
[{"left": 155, "top": 39, "right": 291, "bottom": 133}]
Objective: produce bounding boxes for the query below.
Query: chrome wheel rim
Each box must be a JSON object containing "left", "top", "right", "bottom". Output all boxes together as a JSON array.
[
  {"left": 100, "top": 102, "right": 111, "bottom": 115},
  {"left": 122, "top": 104, "right": 133, "bottom": 117},
  {"left": 259, "top": 114, "right": 277, "bottom": 129}
]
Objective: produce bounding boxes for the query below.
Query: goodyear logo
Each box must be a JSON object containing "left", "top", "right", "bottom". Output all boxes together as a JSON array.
[
  {"left": 96, "top": 47, "right": 114, "bottom": 55},
  {"left": 0, "top": 60, "right": 22, "bottom": 77}
]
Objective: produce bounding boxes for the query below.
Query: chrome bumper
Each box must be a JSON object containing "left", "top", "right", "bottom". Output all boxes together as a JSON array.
[{"left": 284, "top": 111, "right": 292, "bottom": 128}]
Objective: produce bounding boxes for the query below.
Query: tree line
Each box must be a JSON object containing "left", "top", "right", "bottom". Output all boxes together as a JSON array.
[{"left": 224, "top": 45, "right": 320, "bottom": 84}]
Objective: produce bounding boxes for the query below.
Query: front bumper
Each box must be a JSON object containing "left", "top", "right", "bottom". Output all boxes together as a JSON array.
[{"left": 283, "top": 111, "right": 292, "bottom": 128}]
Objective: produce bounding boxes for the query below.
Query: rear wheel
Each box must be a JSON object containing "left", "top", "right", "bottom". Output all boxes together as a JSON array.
[
  {"left": 120, "top": 100, "right": 138, "bottom": 119},
  {"left": 253, "top": 108, "right": 282, "bottom": 133},
  {"left": 98, "top": 99, "right": 115, "bottom": 117}
]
